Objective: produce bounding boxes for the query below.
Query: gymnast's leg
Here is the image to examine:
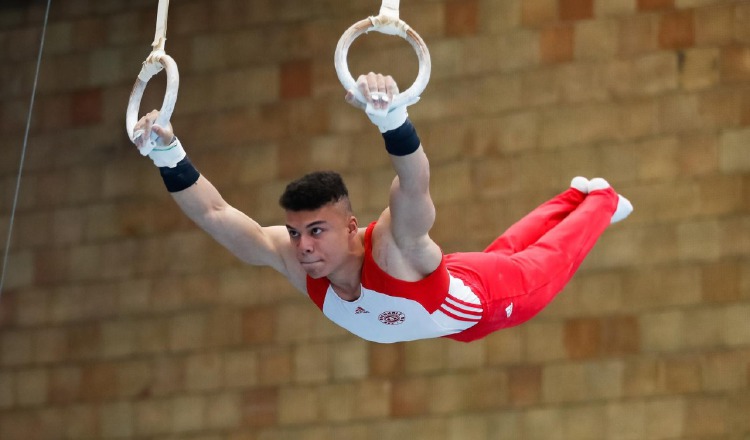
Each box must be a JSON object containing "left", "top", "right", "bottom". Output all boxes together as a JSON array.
[
  {"left": 443, "top": 178, "right": 632, "bottom": 337},
  {"left": 484, "top": 176, "right": 591, "bottom": 255},
  {"left": 509, "top": 178, "right": 630, "bottom": 305}
]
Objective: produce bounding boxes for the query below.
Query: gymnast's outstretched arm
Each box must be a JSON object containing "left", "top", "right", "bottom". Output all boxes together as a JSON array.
[
  {"left": 132, "top": 111, "right": 306, "bottom": 292},
  {"left": 346, "top": 73, "right": 442, "bottom": 276}
]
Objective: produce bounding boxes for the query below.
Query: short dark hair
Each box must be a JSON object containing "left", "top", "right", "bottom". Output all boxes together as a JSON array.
[{"left": 279, "top": 171, "right": 351, "bottom": 212}]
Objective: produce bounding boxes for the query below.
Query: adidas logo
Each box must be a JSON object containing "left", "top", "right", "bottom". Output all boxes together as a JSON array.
[
  {"left": 505, "top": 302, "right": 513, "bottom": 318},
  {"left": 355, "top": 307, "right": 369, "bottom": 314}
]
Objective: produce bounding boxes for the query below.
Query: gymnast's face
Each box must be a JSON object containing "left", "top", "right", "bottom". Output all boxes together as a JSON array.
[{"left": 285, "top": 201, "right": 358, "bottom": 279}]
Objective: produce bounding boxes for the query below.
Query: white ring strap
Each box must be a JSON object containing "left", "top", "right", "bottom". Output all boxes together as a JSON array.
[
  {"left": 379, "top": 0, "right": 400, "bottom": 18},
  {"left": 334, "top": 0, "right": 431, "bottom": 113},
  {"left": 125, "top": 0, "right": 179, "bottom": 156}
]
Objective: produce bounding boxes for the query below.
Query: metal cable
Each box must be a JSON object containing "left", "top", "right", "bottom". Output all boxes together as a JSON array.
[{"left": 0, "top": 0, "right": 53, "bottom": 299}]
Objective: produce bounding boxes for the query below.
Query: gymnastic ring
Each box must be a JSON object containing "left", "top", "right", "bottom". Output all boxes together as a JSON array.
[
  {"left": 334, "top": 15, "right": 431, "bottom": 109},
  {"left": 125, "top": 53, "right": 179, "bottom": 156}
]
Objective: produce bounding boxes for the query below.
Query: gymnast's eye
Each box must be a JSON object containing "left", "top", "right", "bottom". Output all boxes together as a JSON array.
[
  {"left": 287, "top": 229, "right": 300, "bottom": 238},
  {"left": 311, "top": 227, "right": 324, "bottom": 236}
]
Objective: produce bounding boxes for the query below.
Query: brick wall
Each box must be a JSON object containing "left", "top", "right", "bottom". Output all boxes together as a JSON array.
[{"left": 0, "top": 0, "right": 749, "bottom": 438}]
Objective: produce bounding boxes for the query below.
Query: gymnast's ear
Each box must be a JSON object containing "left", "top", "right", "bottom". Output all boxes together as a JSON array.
[{"left": 347, "top": 216, "right": 359, "bottom": 235}]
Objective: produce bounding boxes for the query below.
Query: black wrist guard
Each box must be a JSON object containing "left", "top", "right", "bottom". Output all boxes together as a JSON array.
[
  {"left": 382, "top": 119, "right": 421, "bottom": 156},
  {"left": 159, "top": 156, "right": 200, "bottom": 192}
]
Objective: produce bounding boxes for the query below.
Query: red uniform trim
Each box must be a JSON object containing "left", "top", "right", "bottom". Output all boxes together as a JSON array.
[
  {"left": 360, "top": 222, "right": 450, "bottom": 313},
  {"left": 306, "top": 276, "right": 328, "bottom": 310},
  {"left": 446, "top": 294, "right": 482, "bottom": 311},
  {"left": 305, "top": 222, "right": 451, "bottom": 313},
  {"left": 439, "top": 305, "right": 482, "bottom": 322}
]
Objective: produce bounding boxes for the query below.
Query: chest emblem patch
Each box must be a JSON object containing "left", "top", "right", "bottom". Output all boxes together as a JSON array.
[{"left": 378, "top": 311, "right": 406, "bottom": 325}]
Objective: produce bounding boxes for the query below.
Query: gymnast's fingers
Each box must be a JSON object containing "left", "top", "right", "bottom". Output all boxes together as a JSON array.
[
  {"left": 385, "top": 75, "right": 398, "bottom": 103},
  {"left": 345, "top": 89, "right": 366, "bottom": 110},
  {"left": 375, "top": 74, "right": 388, "bottom": 109}
]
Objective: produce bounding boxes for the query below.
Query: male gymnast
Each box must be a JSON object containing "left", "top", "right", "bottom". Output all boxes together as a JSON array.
[{"left": 132, "top": 73, "right": 632, "bottom": 343}]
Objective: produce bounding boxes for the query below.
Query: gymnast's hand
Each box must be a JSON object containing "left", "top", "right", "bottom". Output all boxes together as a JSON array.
[
  {"left": 133, "top": 109, "right": 185, "bottom": 168},
  {"left": 133, "top": 109, "right": 175, "bottom": 151},
  {"left": 345, "top": 72, "right": 409, "bottom": 133}
]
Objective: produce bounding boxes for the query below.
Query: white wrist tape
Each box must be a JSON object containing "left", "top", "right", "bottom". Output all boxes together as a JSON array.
[
  {"left": 148, "top": 137, "right": 186, "bottom": 168},
  {"left": 365, "top": 94, "right": 420, "bottom": 133},
  {"left": 367, "top": 105, "right": 407, "bottom": 133}
]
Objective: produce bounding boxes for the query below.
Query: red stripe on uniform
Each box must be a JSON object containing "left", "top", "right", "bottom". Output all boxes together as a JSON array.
[
  {"left": 446, "top": 294, "right": 482, "bottom": 311},
  {"left": 443, "top": 299, "right": 483, "bottom": 317},
  {"left": 439, "top": 305, "right": 482, "bottom": 322}
]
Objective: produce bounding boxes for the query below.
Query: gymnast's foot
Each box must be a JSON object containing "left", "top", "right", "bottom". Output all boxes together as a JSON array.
[
  {"left": 587, "top": 177, "right": 633, "bottom": 223},
  {"left": 611, "top": 195, "right": 633, "bottom": 223},
  {"left": 570, "top": 176, "right": 589, "bottom": 193}
]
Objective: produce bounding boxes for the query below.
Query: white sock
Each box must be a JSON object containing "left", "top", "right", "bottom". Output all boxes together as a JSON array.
[
  {"left": 587, "top": 177, "right": 610, "bottom": 192},
  {"left": 611, "top": 195, "right": 633, "bottom": 224},
  {"left": 587, "top": 177, "right": 632, "bottom": 223},
  {"left": 570, "top": 176, "right": 589, "bottom": 193}
]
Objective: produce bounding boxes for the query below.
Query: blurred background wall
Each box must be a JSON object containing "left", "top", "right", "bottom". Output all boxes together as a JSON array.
[{"left": 1, "top": 0, "right": 749, "bottom": 438}]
